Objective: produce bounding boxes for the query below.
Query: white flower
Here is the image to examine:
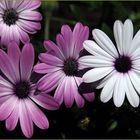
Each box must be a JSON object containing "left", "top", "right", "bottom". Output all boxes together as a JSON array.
[{"left": 79, "top": 19, "right": 140, "bottom": 107}]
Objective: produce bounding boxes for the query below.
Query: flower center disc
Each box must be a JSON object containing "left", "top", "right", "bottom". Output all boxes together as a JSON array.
[
  {"left": 14, "top": 81, "right": 30, "bottom": 99},
  {"left": 63, "top": 58, "right": 78, "bottom": 76},
  {"left": 3, "top": 8, "right": 18, "bottom": 26},
  {"left": 114, "top": 55, "right": 132, "bottom": 73}
]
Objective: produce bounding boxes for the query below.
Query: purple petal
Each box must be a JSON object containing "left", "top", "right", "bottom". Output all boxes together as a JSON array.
[
  {"left": 16, "top": 21, "right": 37, "bottom": 34},
  {"left": 19, "top": 11, "right": 42, "bottom": 21},
  {"left": 0, "top": 49, "right": 18, "bottom": 83},
  {"left": 0, "top": 0, "right": 6, "bottom": 9},
  {"left": 0, "top": 95, "right": 18, "bottom": 121},
  {"left": 0, "top": 95, "right": 11, "bottom": 105},
  {"left": 8, "top": 41, "right": 21, "bottom": 81},
  {"left": 34, "top": 63, "right": 62, "bottom": 74},
  {"left": 20, "top": 43, "right": 34, "bottom": 81},
  {"left": 19, "top": 99, "right": 33, "bottom": 138},
  {"left": 16, "top": 25, "right": 30, "bottom": 44},
  {"left": 0, "top": 24, "right": 9, "bottom": 46},
  {"left": 30, "top": 93, "right": 59, "bottom": 110},
  {"left": 54, "top": 78, "right": 65, "bottom": 106},
  {"left": 44, "top": 40, "right": 65, "bottom": 60},
  {"left": 63, "top": 77, "right": 74, "bottom": 108},
  {"left": 39, "top": 53, "right": 63, "bottom": 66},
  {"left": 6, "top": 100, "right": 19, "bottom": 131},
  {"left": 0, "top": 76, "right": 13, "bottom": 88},
  {"left": 72, "top": 23, "right": 89, "bottom": 57},
  {"left": 25, "top": 99, "right": 49, "bottom": 129},
  {"left": 37, "top": 70, "right": 65, "bottom": 92},
  {"left": 73, "top": 77, "right": 85, "bottom": 108},
  {"left": 83, "top": 93, "right": 95, "bottom": 102},
  {"left": 18, "top": 19, "right": 41, "bottom": 31},
  {"left": 60, "top": 25, "right": 73, "bottom": 58},
  {"left": 17, "top": 0, "right": 41, "bottom": 12}
]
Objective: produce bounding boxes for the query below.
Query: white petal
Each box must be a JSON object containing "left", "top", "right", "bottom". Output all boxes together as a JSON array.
[
  {"left": 83, "top": 67, "right": 114, "bottom": 83},
  {"left": 123, "top": 19, "right": 133, "bottom": 55},
  {"left": 131, "top": 47, "right": 140, "bottom": 60},
  {"left": 113, "top": 20, "right": 123, "bottom": 55},
  {"left": 113, "top": 74, "right": 125, "bottom": 107},
  {"left": 100, "top": 74, "right": 118, "bottom": 103},
  {"left": 78, "top": 55, "right": 114, "bottom": 68},
  {"left": 97, "top": 70, "right": 116, "bottom": 89},
  {"left": 124, "top": 74, "right": 139, "bottom": 107},
  {"left": 92, "top": 29, "right": 118, "bottom": 58},
  {"left": 83, "top": 40, "right": 113, "bottom": 59},
  {"left": 129, "top": 71, "right": 140, "bottom": 95},
  {"left": 129, "top": 29, "right": 140, "bottom": 54}
]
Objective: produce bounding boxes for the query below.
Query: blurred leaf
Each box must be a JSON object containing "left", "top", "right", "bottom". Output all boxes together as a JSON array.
[
  {"left": 78, "top": 117, "right": 90, "bottom": 131},
  {"left": 42, "top": 1, "right": 59, "bottom": 12},
  {"left": 106, "top": 119, "right": 118, "bottom": 133}
]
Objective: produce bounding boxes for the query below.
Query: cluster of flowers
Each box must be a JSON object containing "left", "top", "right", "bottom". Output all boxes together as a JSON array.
[{"left": 0, "top": 0, "right": 140, "bottom": 138}]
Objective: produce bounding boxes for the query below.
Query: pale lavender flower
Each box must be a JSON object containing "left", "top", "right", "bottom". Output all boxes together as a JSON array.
[
  {"left": 0, "top": 0, "right": 42, "bottom": 46},
  {"left": 0, "top": 42, "right": 59, "bottom": 138},
  {"left": 80, "top": 19, "right": 140, "bottom": 107},
  {"left": 34, "top": 23, "right": 95, "bottom": 108}
]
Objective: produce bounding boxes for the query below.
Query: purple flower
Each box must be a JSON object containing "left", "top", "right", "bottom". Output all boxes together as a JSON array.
[
  {"left": 0, "top": 0, "right": 42, "bottom": 46},
  {"left": 0, "top": 42, "right": 59, "bottom": 138},
  {"left": 34, "top": 23, "right": 95, "bottom": 108}
]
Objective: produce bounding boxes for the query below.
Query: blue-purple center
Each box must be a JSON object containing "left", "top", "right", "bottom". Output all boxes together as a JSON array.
[
  {"left": 3, "top": 8, "right": 18, "bottom": 26},
  {"left": 114, "top": 55, "right": 132, "bottom": 73},
  {"left": 63, "top": 58, "right": 78, "bottom": 76},
  {"left": 14, "top": 81, "right": 30, "bottom": 99}
]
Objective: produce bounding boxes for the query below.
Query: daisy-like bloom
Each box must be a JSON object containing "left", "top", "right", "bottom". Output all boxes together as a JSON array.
[
  {"left": 0, "top": 0, "right": 42, "bottom": 46},
  {"left": 0, "top": 42, "right": 59, "bottom": 138},
  {"left": 79, "top": 19, "right": 140, "bottom": 107},
  {"left": 34, "top": 23, "right": 95, "bottom": 108}
]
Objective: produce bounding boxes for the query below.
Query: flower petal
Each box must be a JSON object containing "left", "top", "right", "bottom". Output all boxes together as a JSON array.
[
  {"left": 124, "top": 74, "right": 139, "bottom": 107},
  {"left": 73, "top": 77, "right": 85, "bottom": 108},
  {"left": 122, "top": 19, "right": 133, "bottom": 55},
  {"left": 6, "top": 100, "right": 19, "bottom": 131},
  {"left": 17, "top": 0, "right": 41, "bottom": 12},
  {"left": 44, "top": 40, "right": 65, "bottom": 60},
  {"left": 100, "top": 74, "right": 118, "bottom": 103},
  {"left": 83, "top": 40, "right": 113, "bottom": 59},
  {"left": 83, "top": 67, "right": 114, "bottom": 83},
  {"left": 37, "top": 71, "right": 65, "bottom": 92},
  {"left": 34, "top": 63, "right": 61, "bottom": 74},
  {"left": 19, "top": 11, "right": 42, "bottom": 21},
  {"left": 25, "top": 99, "right": 49, "bottom": 129},
  {"left": 61, "top": 25, "right": 73, "bottom": 58},
  {"left": 0, "top": 95, "right": 18, "bottom": 121},
  {"left": 19, "top": 99, "right": 33, "bottom": 138},
  {"left": 20, "top": 43, "right": 34, "bottom": 81},
  {"left": 92, "top": 29, "right": 118, "bottom": 58},
  {"left": 113, "top": 20, "right": 123, "bottom": 55},
  {"left": 0, "top": 49, "right": 17, "bottom": 83},
  {"left": 79, "top": 55, "right": 113, "bottom": 68},
  {"left": 83, "top": 93, "right": 95, "bottom": 102},
  {"left": 113, "top": 74, "right": 125, "bottom": 107},
  {"left": 129, "top": 71, "right": 140, "bottom": 95},
  {"left": 73, "top": 23, "right": 89, "bottom": 58},
  {"left": 63, "top": 77, "right": 75, "bottom": 108},
  {"left": 30, "top": 93, "right": 59, "bottom": 110},
  {"left": 39, "top": 53, "right": 63, "bottom": 66},
  {"left": 8, "top": 41, "right": 21, "bottom": 81}
]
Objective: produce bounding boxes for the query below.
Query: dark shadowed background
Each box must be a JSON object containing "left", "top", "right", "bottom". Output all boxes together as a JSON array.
[{"left": 1, "top": 1, "right": 140, "bottom": 138}]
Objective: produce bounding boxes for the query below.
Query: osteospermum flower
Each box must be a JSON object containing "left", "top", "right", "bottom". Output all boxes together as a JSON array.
[
  {"left": 0, "top": 0, "right": 42, "bottom": 46},
  {"left": 0, "top": 42, "right": 59, "bottom": 138},
  {"left": 79, "top": 19, "right": 140, "bottom": 107},
  {"left": 34, "top": 23, "right": 95, "bottom": 108}
]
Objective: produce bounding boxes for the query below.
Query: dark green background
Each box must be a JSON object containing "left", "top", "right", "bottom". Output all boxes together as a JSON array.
[{"left": 1, "top": 1, "right": 140, "bottom": 138}]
